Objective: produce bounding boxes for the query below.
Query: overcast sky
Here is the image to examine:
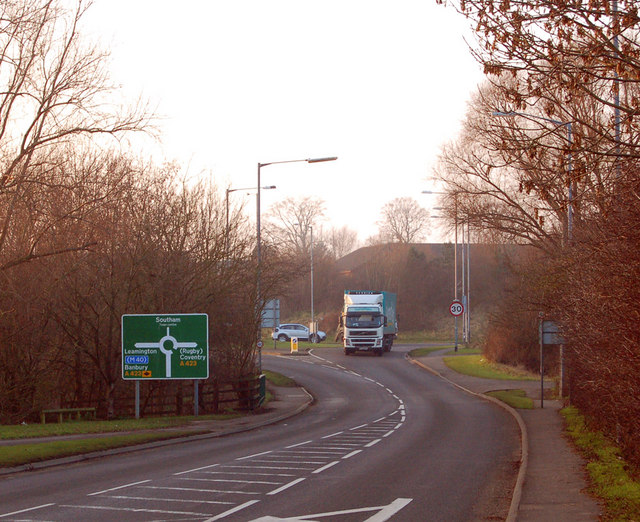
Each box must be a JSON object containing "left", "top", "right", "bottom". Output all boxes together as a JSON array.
[{"left": 83, "top": 0, "right": 484, "bottom": 243}]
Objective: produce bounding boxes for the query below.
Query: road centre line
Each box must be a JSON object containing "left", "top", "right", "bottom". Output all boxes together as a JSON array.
[
  {"left": 383, "top": 430, "right": 395, "bottom": 438},
  {"left": 141, "top": 485, "right": 258, "bottom": 494},
  {"left": 350, "top": 423, "right": 368, "bottom": 430},
  {"left": 224, "top": 464, "right": 315, "bottom": 471},
  {"left": 204, "top": 471, "right": 296, "bottom": 477},
  {"left": 237, "top": 450, "right": 272, "bottom": 460},
  {"left": 285, "top": 440, "right": 312, "bottom": 448},
  {"left": 365, "top": 439, "right": 382, "bottom": 447},
  {"left": 342, "top": 450, "right": 363, "bottom": 459},
  {"left": 203, "top": 500, "right": 261, "bottom": 522},
  {"left": 318, "top": 442, "right": 360, "bottom": 444},
  {"left": 105, "top": 495, "right": 233, "bottom": 505},
  {"left": 246, "top": 459, "right": 327, "bottom": 465},
  {"left": 267, "top": 477, "right": 306, "bottom": 495},
  {"left": 60, "top": 504, "right": 211, "bottom": 516},
  {"left": 283, "top": 447, "right": 348, "bottom": 455},
  {"left": 313, "top": 460, "right": 340, "bottom": 473},
  {"left": 179, "top": 477, "right": 281, "bottom": 485},
  {"left": 88, "top": 480, "right": 151, "bottom": 496},
  {"left": 322, "top": 431, "right": 344, "bottom": 439},
  {"left": 174, "top": 463, "right": 219, "bottom": 475},
  {"left": 0, "top": 504, "right": 55, "bottom": 518}
]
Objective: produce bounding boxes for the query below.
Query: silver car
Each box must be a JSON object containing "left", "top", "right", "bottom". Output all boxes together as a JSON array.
[{"left": 272, "top": 323, "right": 326, "bottom": 343}]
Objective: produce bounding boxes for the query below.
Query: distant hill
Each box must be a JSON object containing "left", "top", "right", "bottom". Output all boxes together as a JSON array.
[{"left": 336, "top": 243, "right": 451, "bottom": 273}]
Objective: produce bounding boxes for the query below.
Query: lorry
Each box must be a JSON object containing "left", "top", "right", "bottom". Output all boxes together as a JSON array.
[{"left": 340, "top": 290, "right": 398, "bottom": 356}]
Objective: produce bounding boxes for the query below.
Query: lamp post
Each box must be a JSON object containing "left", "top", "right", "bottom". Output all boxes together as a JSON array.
[
  {"left": 226, "top": 185, "right": 276, "bottom": 237},
  {"left": 424, "top": 190, "right": 461, "bottom": 351},
  {"left": 256, "top": 157, "right": 337, "bottom": 368},
  {"left": 492, "top": 111, "right": 573, "bottom": 241},
  {"left": 493, "top": 111, "right": 573, "bottom": 398},
  {"left": 310, "top": 225, "right": 316, "bottom": 342}
]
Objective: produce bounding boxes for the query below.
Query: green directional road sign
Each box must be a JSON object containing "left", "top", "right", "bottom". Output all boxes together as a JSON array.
[{"left": 122, "top": 314, "right": 209, "bottom": 380}]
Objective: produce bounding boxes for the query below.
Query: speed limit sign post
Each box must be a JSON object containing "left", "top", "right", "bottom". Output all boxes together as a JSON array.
[
  {"left": 449, "top": 300, "right": 464, "bottom": 317},
  {"left": 449, "top": 300, "right": 464, "bottom": 352}
]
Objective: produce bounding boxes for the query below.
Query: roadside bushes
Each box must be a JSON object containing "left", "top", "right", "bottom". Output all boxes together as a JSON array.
[{"left": 547, "top": 175, "right": 640, "bottom": 471}]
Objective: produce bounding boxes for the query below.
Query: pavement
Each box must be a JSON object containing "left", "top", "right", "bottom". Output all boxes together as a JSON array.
[
  {"left": 1, "top": 352, "right": 603, "bottom": 521},
  {"left": 409, "top": 352, "right": 602, "bottom": 522}
]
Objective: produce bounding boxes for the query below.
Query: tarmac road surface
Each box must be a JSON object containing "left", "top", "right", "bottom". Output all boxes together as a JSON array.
[{"left": 0, "top": 347, "right": 519, "bottom": 521}]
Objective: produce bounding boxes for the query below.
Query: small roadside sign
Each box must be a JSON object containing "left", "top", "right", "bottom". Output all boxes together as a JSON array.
[
  {"left": 449, "top": 300, "right": 464, "bottom": 317},
  {"left": 542, "top": 320, "right": 565, "bottom": 345},
  {"left": 122, "top": 314, "right": 209, "bottom": 380}
]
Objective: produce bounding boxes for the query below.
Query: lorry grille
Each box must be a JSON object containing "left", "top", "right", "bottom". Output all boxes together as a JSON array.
[{"left": 350, "top": 330, "right": 376, "bottom": 336}]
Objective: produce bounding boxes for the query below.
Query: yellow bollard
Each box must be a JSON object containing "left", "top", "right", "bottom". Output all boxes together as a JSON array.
[{"left": 290, "top": 337, "right": 298, "bottom": 354}]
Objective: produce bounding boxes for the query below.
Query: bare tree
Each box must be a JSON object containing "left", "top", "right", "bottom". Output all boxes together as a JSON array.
[
  {"left": 263, "top": 196, "right": 326, "bottom": 254},
  {"left": 376, "top": 197, "right": 430, "bottom": 243},
  {"left": 443, "top": 0, "right": 640, "bottom": 160},
  {"left": 0, "top": 0, "right": 149, "bottom": 270},
  {"left": 324, "top": 225, "right": 359, "bottom": 259}
]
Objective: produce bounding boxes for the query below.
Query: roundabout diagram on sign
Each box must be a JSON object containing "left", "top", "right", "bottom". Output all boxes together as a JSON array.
[{"left": 134, "top": 327, "right": 198, "bottom": 378}]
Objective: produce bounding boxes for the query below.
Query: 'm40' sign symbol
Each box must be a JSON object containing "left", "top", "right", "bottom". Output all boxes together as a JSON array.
[{"left": 449, "top": 300, "right": 464, "bottom": 317}]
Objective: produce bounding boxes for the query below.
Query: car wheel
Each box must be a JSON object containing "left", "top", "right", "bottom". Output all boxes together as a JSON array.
[
  {"left": 277, "top": 334, "right": 288, "bottom": 342},
  {"left": 310, "top": 333, "right": 318, "bottom": 343}
]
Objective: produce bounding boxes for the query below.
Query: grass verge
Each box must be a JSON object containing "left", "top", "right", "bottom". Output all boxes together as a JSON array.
[
  {"left": 409, "top": 345, "right": 454, "bottom": 357},
  {"left": 262, "top": 370, "right": 296, "bottom": 387},
  {"left": 443, "top": 354, "right": 539, "bottom": 381},
  {"left": 0, "top": 430, "right": 206, "bottom": 468},
  {"left": 486, "top": 390, "right": 534, "bottom": 409},
  {"left": 0, "top": 369, "right": 296, "bottom": 468},
  {"left": 0, "top": 413, "right": 240, "bottom": 440},
  {"left": 562, "top": 406, "right": 640, "bottom": 520}
]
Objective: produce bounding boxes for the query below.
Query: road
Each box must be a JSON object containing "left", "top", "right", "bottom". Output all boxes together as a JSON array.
[{"left": 0, "top": 345, "right": 519, "bottom": 521}]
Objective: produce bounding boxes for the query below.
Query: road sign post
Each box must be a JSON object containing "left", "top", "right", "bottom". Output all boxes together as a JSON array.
[
  {"left": 449, "top": 300, "right": 464, "bottom": 352},
  {"left": 122, "top": 314, "right": 209, "bottom": 418}
]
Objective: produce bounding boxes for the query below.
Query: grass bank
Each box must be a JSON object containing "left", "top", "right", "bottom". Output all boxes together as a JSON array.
[
  {"left": 486, "top": 390, "right": 534, "bottom": 409},
  {"left": 562, "top": 406, "right": 640, "bottom": 520},
  {"left": 0, "top": 430, "right": 205, "bottom": 468},
  {"left": 443, "top": 354, "right": 539, "bottom": 381},
  {"left": 0, "top": 371, "right": 291, "bottom": 469}
]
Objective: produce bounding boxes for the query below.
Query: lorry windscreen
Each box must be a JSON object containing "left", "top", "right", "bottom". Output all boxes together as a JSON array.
[{"left": 345, "top": 314, "right": 383, "bottom": 328}]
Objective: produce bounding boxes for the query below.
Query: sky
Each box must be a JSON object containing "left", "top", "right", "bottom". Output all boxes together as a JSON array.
[{"left": 82, "top": 0, "right": 485, "bottom": 243}]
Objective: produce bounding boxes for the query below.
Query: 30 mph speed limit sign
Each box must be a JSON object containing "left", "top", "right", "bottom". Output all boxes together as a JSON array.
[{"left": 449, "top": 300, "right": 464, "bottom": 316}]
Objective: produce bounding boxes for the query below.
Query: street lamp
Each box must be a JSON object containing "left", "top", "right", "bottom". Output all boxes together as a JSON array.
[
  {"left": 424, "top": 190, "right": 463, "bottom": 351},
  {"left": 492, "top": 111, "right": 573, "bottom": 241},
  {"left": 226, "top": 185, "right": 276, "bottom": 237},
  {"left": 493, "top": 111, "right": 574, "bottom": 398},
  {"left": 310, "top": 225, "right": 316, "bottom": 341},
  {"left": 256, "top": 157, "right": 337, "bottom": 367}
]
